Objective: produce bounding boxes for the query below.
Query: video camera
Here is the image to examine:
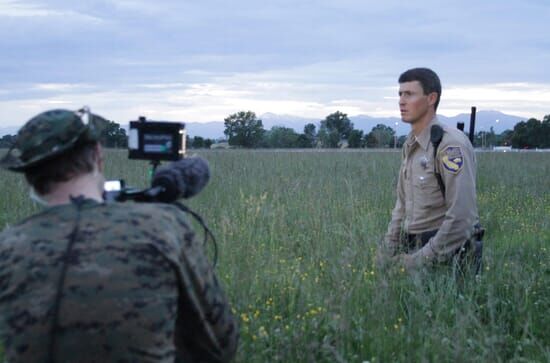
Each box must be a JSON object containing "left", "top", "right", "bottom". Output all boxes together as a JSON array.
[
  {"left": 103, "top": 117, "right": 209, "bottom": 204},
  {"left": 102, "top": 116, "right": 217, "bottom": 265}
]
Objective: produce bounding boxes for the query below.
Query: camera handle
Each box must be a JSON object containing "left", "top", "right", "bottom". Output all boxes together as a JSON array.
[{"left": 149, "top": 160, "right": 161, "bottom": 184}]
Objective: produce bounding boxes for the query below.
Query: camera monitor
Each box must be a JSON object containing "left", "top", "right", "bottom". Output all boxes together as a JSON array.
[{"left": 128, "top": 118, "right": 186, "bottom": 161}]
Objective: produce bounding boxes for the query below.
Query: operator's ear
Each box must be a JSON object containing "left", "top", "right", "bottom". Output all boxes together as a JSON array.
[{"left": 94, "top": 142, "right": 104, "bottom": 172}]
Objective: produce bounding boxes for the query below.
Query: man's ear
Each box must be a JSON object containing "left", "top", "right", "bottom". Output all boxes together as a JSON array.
[
  {"left": 94, "top": 143, "right": 104, "bottom": 172},
  {"left": 427, "top": 92, "right": 438, "bottom": 108}
]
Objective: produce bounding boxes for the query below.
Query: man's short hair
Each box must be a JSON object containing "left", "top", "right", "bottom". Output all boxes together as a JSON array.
[
  {"left": 399, "top": 68, "right": 442, "bottom": 111},
  {"left": 24, "top": 141, "right": 98, "bottom": 195}
]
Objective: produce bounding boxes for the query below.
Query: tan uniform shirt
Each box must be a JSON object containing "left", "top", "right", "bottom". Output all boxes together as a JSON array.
[{"left": 384, "top": 117, "right": 479, "bottom": 264}]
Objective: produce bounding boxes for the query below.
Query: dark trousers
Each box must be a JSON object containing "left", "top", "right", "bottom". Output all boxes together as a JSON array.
[{"left": 403, "top": 229, "right": 484, "bottom": 275}]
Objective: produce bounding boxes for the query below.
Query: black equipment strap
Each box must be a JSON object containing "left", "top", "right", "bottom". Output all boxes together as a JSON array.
[
  {"left": 430, "top": 125, "right": 446, "bottom": 198},
  {"left": 48, "top": 196, "right": 86, "bottom": 363}
]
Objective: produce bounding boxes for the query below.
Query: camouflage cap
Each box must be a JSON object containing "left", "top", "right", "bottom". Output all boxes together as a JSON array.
[{"left": 0, "top": 107, "right": 105, "bottom": 172}]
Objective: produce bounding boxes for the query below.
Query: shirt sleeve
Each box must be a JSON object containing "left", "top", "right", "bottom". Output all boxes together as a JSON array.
[
  {"left": 413, "top": 138, "right": 478, "bottom": 264},
  {"left": 383, "top": 151, "right": 406, "bottom": 255},
  {"left": 169, "top": 210, "right": 239, "bottom": 363}
]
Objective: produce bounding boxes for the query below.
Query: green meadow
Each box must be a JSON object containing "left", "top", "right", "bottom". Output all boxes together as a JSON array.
[{"left": 1, "top": 150, "right": 549, "bottom": 362}]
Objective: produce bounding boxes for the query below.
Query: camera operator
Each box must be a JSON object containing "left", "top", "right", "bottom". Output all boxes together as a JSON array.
[{"left": 0, "top": 108, "right": 238, "bottom": 363}]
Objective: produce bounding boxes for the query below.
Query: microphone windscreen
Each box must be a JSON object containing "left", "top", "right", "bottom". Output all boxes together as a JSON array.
[
  {"left": 171, "top": 157, "right": 210, "bottom": 199},
  {"left": 152, "top": 157, "right": 210, "bottom": 202}
]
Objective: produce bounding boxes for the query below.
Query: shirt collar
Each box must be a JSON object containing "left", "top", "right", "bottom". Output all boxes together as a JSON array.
[
  {"left": 413, "top": 117, "right": 439, "bottom": 151},
  {"left": 44, "top": 196, "right": 102, "bottom": 210}
]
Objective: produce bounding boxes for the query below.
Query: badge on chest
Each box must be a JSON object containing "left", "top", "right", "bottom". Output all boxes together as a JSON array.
[{"left": 419, "top": 156, "right": 429, "bottom": 169}]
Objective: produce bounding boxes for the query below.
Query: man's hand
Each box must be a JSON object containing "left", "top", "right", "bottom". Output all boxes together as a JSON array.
[
  {"left": 375, "top": 244, "right": 396, "bottom": 270},
  {"left": 392, "top": 253, "right": 419, "bottom": 272}
]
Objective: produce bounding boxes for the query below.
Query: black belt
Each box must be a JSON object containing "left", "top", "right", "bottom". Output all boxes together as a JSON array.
[
  {"left": 405, "top": 225, "right": 485, "bottom": 275},
  {"left": 404, "top": 229, "right": 438, "bottom": 252},
  {"left": 405, "top": 225, "right": 484, "bottom": 251}
]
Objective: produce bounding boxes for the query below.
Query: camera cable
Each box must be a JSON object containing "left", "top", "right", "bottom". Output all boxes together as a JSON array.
[{"left": 174, "top": 201, "right": 218, "bottom": 268}]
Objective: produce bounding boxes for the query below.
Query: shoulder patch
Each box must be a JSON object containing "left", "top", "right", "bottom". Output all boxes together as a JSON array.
[{"left": 441, "top": 146, "right": 463, "bottom": 173}]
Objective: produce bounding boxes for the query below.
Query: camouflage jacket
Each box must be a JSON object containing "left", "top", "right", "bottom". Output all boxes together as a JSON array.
[{"left": 0, "top": 199, "right": 238, "bottom": 363}]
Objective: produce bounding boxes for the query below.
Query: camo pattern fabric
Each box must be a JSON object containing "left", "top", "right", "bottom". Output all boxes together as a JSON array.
[
  {"left": 0, "top": 109, "right": 101, "bottom": 171},
  {"left": 0, "top": 199, "right": 238, "bottom": 363}
]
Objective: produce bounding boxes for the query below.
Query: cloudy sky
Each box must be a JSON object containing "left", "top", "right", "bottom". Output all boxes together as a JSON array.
[{"left": 1, "top": 0, "right": 549, "bottom": 126}]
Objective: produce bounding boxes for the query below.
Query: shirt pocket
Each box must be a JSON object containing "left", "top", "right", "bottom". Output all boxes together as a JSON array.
[{"left": 412, "top": 170, "right": 445, "bottom": 210}]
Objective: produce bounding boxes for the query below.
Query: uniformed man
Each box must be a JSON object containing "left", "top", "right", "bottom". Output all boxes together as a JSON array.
[
  {"left": 380, "top": 68, "right": 480, "bottom": 272},
  {"left": 0, "top": 108, "right": 238, "bottom": 362}
]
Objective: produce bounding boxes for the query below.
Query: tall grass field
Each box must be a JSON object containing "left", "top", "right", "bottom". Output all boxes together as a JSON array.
[{"left": 1, "top": 150, "right": 549, "bottom": 362}]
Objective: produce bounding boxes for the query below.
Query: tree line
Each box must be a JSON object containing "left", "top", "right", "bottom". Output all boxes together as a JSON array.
[
  {"left": 222, "top": 110, "right": 399, "bottom": 149},
  {"left": 1, "top": 112, "right": 548, "bottom": 149},
  {"left": 0, "top": 118, "right": 128, "bottom": 149},
  {"left": 472, "top": 115, "right": 550, "bottom": 149},
  {"left": 222, "top": 111, "right": 550, "bottom": 149}
]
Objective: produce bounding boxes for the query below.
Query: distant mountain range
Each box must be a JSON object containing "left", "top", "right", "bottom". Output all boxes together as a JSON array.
[
  {"left": 0, "top": 111, "right": 528, "bottom": 139},
  {"left": 183, "top": 110, "right": 526, "bottom": 139}
]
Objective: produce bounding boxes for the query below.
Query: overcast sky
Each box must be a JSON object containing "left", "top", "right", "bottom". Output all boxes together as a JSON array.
[{"left": 1, "top": 0, "right": 549, "bottom": 126}]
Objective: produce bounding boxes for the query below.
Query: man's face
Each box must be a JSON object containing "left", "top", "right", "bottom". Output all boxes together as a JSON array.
[{"left": 398, "top": 81, "right": 436, "bottom": 124}]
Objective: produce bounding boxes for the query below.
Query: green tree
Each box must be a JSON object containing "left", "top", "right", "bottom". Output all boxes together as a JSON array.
[
  {"left": 366, "top": 124, "right": 395, "bottom": 148},
  {"left": 497, "top": 130, "right": 514, "bottom": 146},
  {"left": 318, "top": 111, "right": 353, "bottom": 148},
  {"left": 190, "top": 136, "right": 214, "bottom": 149},
  {"left": 295, "top": 135, "right": 310, "bottom": 148},
  {"left": 347, "top": 129, "right": 364, "bottom": 148},
  {"left": 266, "top": 126, "right": 300, "bottom": 148},
  {"left": 511, "top": 118, "right": 543, "bottom": 149},
  {"left": 204, "top": 138, "right": 214, "bottom": 149},
  {"left": 0, "top": 134, "right": 16, "bottom": 148},
  {"left": 365, "top": 133, "right": 377, "bottom": 148},
  {"left": 192, "top": 136, "right": 205, "bottom": 148},
  {"left": 223, "top": 111, "right": 265, "bottom": 148},
  {"left": 540, "top": 115, "right": 550, "bottom": 148},
  {"left": 302, "top": 123, "right": 317, "bottom": 148},
  {"left": 96, "top": 119, "right": 127, "bottom": 148}
]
